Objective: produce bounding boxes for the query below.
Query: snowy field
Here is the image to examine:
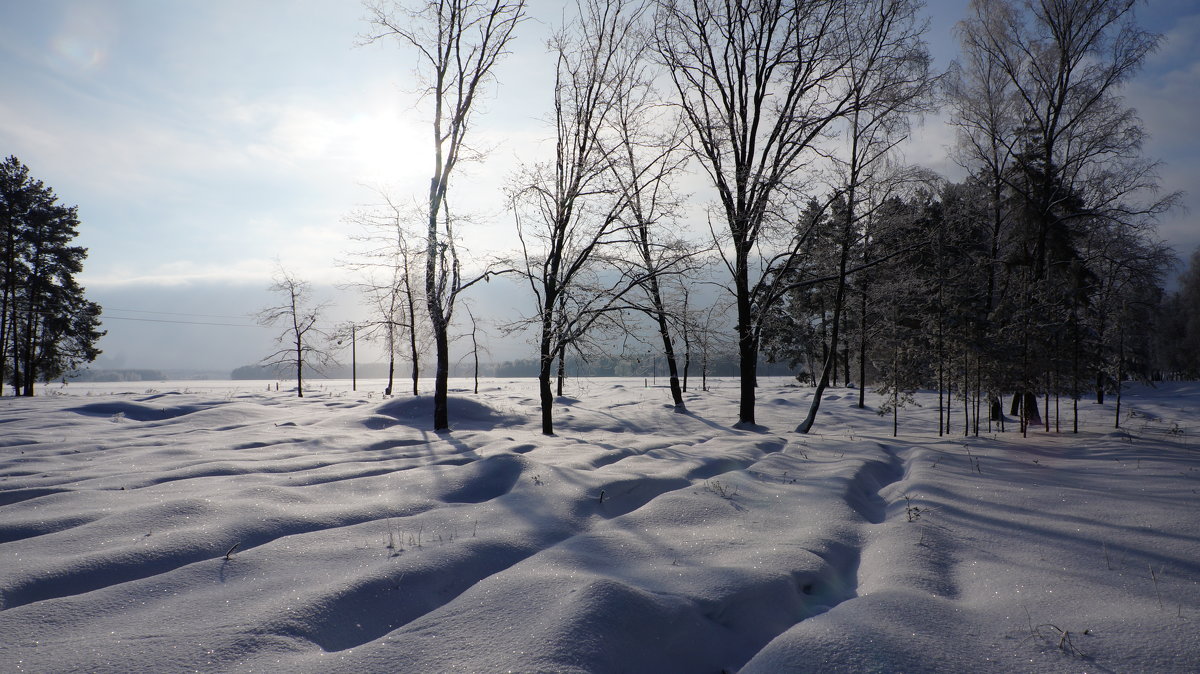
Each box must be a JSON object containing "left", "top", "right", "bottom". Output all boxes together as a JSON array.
[{"left": 1, "top": 377, "right": 1197, "bottom": 673}]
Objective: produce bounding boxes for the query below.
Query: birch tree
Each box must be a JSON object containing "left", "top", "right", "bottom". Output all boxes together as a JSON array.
[{"left": 365, "top": 0, "right": 525, "bottom": 430}]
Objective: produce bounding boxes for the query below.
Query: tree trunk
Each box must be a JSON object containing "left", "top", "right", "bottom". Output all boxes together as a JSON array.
[
  {"left": 409, "top": 322, "right": 420, "bottom": 397},
  {"left": 937, "top": 313, "right": 944, "bottom": 437},
  {"left": 1095, "top": 308, "right": 1107, "bottom": 404},
  {"left": 963, "top": 354, "right": 970, "bottom": 437},
  {"left": 892, "top": 379, "right": 898, "bottom": 437},
  {"left": 937, "top": 364, "right": 944, "bottom": 436},
  {"left": 19, "top": 286, "right": 40, "bottom": 396},
  {"left": 1020, "top": 301, "right": 1031, "bottom": 437},
  {"left": 798, "top": 208, "right": 855, "bottom": 434},
  {"left": 432, "top": 319, "right": 449, "bottom": 431},
  {"left": 974, "top": 359, "right": 981, "bottom": 436},
  {"left": 385, "top": 331, "right": 395, "bottom": 397},
  {"left": 830, "top": 335, "right": 838, "bottom": 387},
  {"left": 539, "top": 345, "right": 555, "bottom": 436},
  {"left": 654, "top": 307, "right": 685, "bottom": 409},
  {"left": 729, "top": 219, "right": 758, "bottom": 419},
  {"left": 736, "top": 247, "right": 756, "bottom": 424},
  {"left": 892, "top": 344, "right": 899, "bottom": 437},
  {"left": 682, "top": 349, "right": 690, "bottom": 393},
  {"left": 842, "top": 344, "right": 851, "bottom": 389},
  {"left": 427, "top": 169, "right": 446, "bottom": 428},
  {"left": 8, "top": 297, "right": 20, "bottom": 396},
  {"left": 538, "top": 288, "right": 557, "bottom": 435},
  {"left": 1072, "top": 308, "right": 1080, "bottom": 432},
  {"left": 858, "top": 285, "right": 867, "bottom": 409},
  {"left": 555, "top": 342, "right": 566, "bottom": 398},
  {"left": 472, "top": 332, "right": 480, "bottom": 395},
  {"left": 0, "top": 279, "right": 9, "bottom": 397},
  {"left": 737, "top": 333, "right": 757, "bottom": 425},
  {"left": 1044, "top": 389, "right": 1050, "bottom": 433},
  {"left": 1114, "top": 317, "right": 1125, "bottom": 428},
  {"left": 295, "top": 336, "right": 304, "bottom": 398},
  {"left": 650, "top": 287, "right": 685, "bottom": 407}
]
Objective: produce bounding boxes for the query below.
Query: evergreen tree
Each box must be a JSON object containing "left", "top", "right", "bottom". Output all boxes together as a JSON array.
[
  {"left": 0, "top": 156, "right": 103, "bottom": 395},
  {"left": 1157, "top": 247, "right": 1200, "bottom": 378}
]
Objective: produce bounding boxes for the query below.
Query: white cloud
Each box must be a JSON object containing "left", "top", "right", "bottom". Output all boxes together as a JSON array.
[{"left": 1146, "top": 10, "right": 1200, "bottom": 70}]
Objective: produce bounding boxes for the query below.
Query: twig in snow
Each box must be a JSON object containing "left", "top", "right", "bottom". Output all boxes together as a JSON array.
[
  {"left": 1019, "top": 611, "right": 1088, "bottom": 659},
  {"left": 705, "top": 479, "right": 738, "bottom": 500},
  {"left": 964, "top": 445, "right": 982, "bottom": 474},
  {"left": 1150, "top": 563, "right": 1163, "bottom": 610}
]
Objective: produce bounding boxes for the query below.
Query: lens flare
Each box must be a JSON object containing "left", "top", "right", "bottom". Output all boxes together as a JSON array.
[{"left": 51, "top": 34, "right": 107, "bottom": 70}]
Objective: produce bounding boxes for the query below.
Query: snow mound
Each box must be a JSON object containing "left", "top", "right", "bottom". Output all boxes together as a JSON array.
[
  {"left": 65, "top": 399, "right": 219, "bottom": 422},
  {"left": 370, "top": 394, "right": 519, "bottom": 429}
]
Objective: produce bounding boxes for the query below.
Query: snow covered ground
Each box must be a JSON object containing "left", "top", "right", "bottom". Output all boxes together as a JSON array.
[{"left": 1, "top": 376, "right": 1197, "bottom": 673}]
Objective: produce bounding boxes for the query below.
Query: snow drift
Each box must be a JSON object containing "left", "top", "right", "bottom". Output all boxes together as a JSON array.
[{"left": 1, "top": 378, "right": 1197, "bottom": 672}]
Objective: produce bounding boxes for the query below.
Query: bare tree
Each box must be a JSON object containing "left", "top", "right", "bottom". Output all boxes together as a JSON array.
[
  {"left": 341, "top": 196, "right": 429, "bottom": 397},
  {"left": 509, "top": 0, "right": 648, "bottom": 435},
  {"left": 680, "top": 284, "right": 736, "bottom": 393},
  {"left": 458, "top": 304, "right": 488, "bottom": 394},
  {"left": 257, "top": 266, "right": 335, "bottom": 398},
  {"left": 655, "top": 0, "right": 861, "bottom": 426},
  {"left": 947, "top": 1, "right": 1019, "bottom": 318},
  {"left": 365, "top": 0, "right": 525, "bottom": 430},
  {"left": 958, "top": 0, "right": 1171, "bottom": 262},
  {"left": 607, "top": 24, "right": 700, "bottom": 410},
  {"left": 797, "top": 0, "right": 936, "bottom": 432}
]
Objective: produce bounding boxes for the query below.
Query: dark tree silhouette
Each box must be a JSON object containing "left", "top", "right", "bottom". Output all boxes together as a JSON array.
[{"left": 0, "top": 155, "right": 103, "bottom": 395}]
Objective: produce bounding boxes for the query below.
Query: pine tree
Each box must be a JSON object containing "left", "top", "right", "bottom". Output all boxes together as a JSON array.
[
  {"left": 1157, "top": 248, "right": 1200, "bottom": 378},
  {"left": 0, "top": 156, "right": 104, "bottom": 395}
]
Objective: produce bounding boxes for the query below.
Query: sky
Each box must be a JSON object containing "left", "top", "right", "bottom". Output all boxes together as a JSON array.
[{"left": 1, "top": 0, "right": 1197, "bottom": 374}]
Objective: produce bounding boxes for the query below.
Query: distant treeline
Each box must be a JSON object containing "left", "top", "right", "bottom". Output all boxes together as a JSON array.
[
  {"left": 491, "top": 354, "right": 796, "bottom": 378},
  {"left": 232, "top": 362, "right": 437, "bottom": 380},
  {"left": 67, "top": 369, "right": 167, "bottom": 383},
  {"left": 231, "top": 354, "right": 799, "bottom": 381}
]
